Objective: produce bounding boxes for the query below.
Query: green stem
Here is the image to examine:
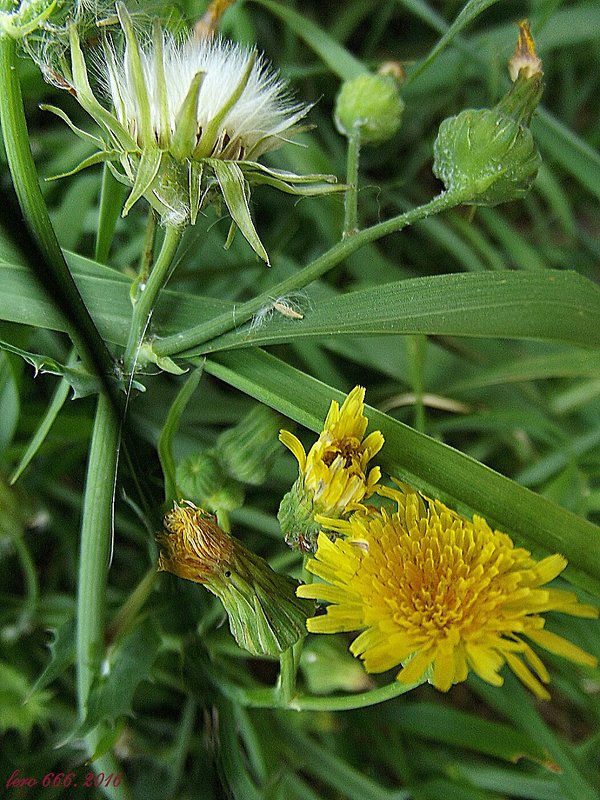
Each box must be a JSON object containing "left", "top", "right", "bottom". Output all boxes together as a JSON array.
[
  {"left": 123, "top": 224, "right": 183, "bottom": 372},
  {"left": 0, "top": 34, "right": 116, "bottom": 394},
  {"left": 343, "top": 127, "right": 361, "bottom": 237},
  {"left": 95, "top": 163, "right": 126, "bottom": 263},
  {"left": 77, "top": 393, "right": 120, "bottom": 714},
  {"left": 153, "top": 189, "right": 468, "bottom": 358},
  {"left": 77, "top": 393, "right": 131, "bottom": 799},
  {"left": 216, "top": 670, "right": 422, "bottom": 711},
  {"left": 276, "top": 647, "right": 297, "bottom": 706}
]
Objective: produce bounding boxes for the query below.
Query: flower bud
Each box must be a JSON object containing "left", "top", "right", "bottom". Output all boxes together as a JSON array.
[
  {"left": 432, "top": 20, "right": 543, "bottom": 206},
  {"left": 216, "top": 405, "right": 283, "bottom": 485},
  {"left": 334, "top": 73, "right": 404, "bottom": 144},
  {"left": 432, "top": 108, "right": 541, "bottom": 206},
  {"left": 176, "top": 452, "right": 244, "bottom": 513},
  {"left": 157, "top": 501, "right": 314, "bottom": 656}
]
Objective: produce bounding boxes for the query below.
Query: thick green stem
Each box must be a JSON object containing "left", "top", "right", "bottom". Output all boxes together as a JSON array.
[
  {"left": 77, "top": 393, "right": 131, "bottom": 798},
  {"left": 77, "top": 393, "right": 120, "bottom": 715},
  {"left": 343, "top": 127, "right": 361, "bottom": 237},
  {"left": 123, "top": 224, "right": 183, "bottom": 372},
  {"left": 0, "top": 34, "right": 116, "bottom": 393},
  {"left": 153, "top": 189, "right": 468, "bottom": 358}
]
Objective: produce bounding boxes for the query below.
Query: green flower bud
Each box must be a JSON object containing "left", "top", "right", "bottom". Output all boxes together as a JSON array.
[
  {"left": 176, "top": 452, "right": 244, "bottom": 513},
  {"left": 334, "top": 73, "right": 404, "bottom": 144},
  {"left": 157, "top": 502, "right": 314, "bottom": 656},
  {"left": 216, "top": 405, "right": 283, "bottom": 486},
  {"left": 432, "top": 108, "right": 541, "bottom": 206},
  {"left": 432, "top": 21, "right": 543, "bottom": 206}
]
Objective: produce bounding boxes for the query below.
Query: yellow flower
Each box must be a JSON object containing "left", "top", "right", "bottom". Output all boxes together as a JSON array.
[
  {"left": 297, "top": 486, "right": 598, "bottom": 699},
  {"left": 278, "top": 386, "right": 384, "bottom": 552},
  {"left": 157, "top": 501, "right": 314, "bottom": 655}
]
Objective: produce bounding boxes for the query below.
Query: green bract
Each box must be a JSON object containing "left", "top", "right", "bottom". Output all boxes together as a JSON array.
[
  {"left": 433, "top": 108, "right": 541, "bottom": 206},
  {"left": 49, "top": 3, "right": 345, "bottom": 263},
  {"left": 432, "top": 69, "right": 544, "bottom": 206}
]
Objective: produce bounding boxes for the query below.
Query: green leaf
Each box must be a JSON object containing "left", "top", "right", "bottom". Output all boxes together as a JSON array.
[
  {"left": 0, "top": 661, "right": 51, "bottom": 737},
  {"left": 197, "top": 271, "right": 600, "bottom": 353},
  {"left": 10, "top": 351, "right": 76, "bottom": 484},
  {"left": 383, "top": 702, "right": 547, "bottom": 763},
  {"left": 28, "top": 618, "right": 76, "bottom": 697},
  {"left": 533, "top": 108, "right": 600, "bottom": 205},
  {"left": 0, "top": 339, "right": 100, "bottom": 398},
  {"left": 0, "top": 349, "right": 19, "bottom": 457},
  {"left": 408, "top": 0, "right": 503, "bottom": 82},
  {"left": 78, "top": 619, "right": 162, "bottom": 737},
  {"left": 202, "top": 348, "right": 600, "bottom": 595},
  {"left": 158, "top": 365, "right": 204, "bottom": 504},
  {"left": 248, "top": 0, "right": 367, "bottom": 81},
  {"left": 210, "top": 160, "right": 270, "bottom": 264}
]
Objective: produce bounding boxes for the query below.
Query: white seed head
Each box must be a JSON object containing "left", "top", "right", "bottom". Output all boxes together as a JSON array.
[{"left": 103, "top": 30, "right": 308, "bottom": 160}]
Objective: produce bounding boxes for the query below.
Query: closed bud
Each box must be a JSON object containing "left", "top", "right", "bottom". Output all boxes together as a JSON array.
[
  {"left": 158, "top": 501, "right": 314, "bottom": 656},
  {"left": 334, "top": 73, "right": 404, "bottom": 144},
  {"left": 432, "top": 20, "right": 543, "bottom": 206},
  {"left": 176, "top": 451, "right": 244, "bottom": 513},
  {"left": 216, "top": 405, "right": 283, "bottom": 485}
]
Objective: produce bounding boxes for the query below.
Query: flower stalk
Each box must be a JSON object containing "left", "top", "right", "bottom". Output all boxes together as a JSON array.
[
  {"left": 151, "top": 188, "right": 470, "bottom": 357},
  {"left": 123, "top": 224, "right": 183, "bottom": 373}
]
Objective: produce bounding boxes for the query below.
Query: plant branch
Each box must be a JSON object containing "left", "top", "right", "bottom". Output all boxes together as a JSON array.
[{"left": 152, "top": 189, "right": 469, "bottom": 358}]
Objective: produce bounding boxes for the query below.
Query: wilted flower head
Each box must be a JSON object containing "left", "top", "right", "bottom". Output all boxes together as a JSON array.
[
  {"left": 508, "top": 19, "right": 543, "bottom": 82},
  {"left": 50, "top": 2, "right": 343, "bottom": 260},
  {"left": 278, "top": 386, "right": 384, "bottom": 552},
  {"left": 158, "top": 501, "right": 314, "bottom": 656},
  {"left": 298, "top": 485, "right": 598, "bottom": 699}
]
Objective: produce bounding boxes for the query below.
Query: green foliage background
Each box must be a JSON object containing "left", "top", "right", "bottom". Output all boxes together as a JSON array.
[{"left": 0, "top": 0, "right": 599, "bottom": 798}]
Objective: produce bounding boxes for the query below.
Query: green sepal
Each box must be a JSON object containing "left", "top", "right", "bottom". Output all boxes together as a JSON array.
[
  {"left": 152, "top": 19, "right": 171, "bottom": 149},
  {"left": 188, "top": 160, "right": 204, "bottom": 224},
  {"left": 210, "top": 160, "right": 269, "bottom": 264},
  {"left": 194, "top": 50, "right": 257, "bottom": 159},
  {"left": 239, "top": 161, "right": 346, "bottom": 196},
  {"left": 47, "top": 150, "right": 121, "bottom": 181},
  {"left": 122, "top": 148, "right": 163, "bottom": 216},
  {"left": 172, "top": 71, "right": 205, "bottom": 161},
  {"left": 495, "top": 70, "right": 544, "bottom": 128},
  {"left": 40, "top": 104, "right": 105, "bottom": 148},
  {"left": 432, "top": 108, "right": 541, "bottom": 206},
  {"left": 211, "top": 549, "right": 315, "bottom": 656},
  {"left": 69, "top": 24, "right": 135, "bottom": 152},
  {"left": 116, "top": 2, "right": 153, "bottom": 148},
  {"left": 277, "top": 478, "right": 322, "bottom": 553}
]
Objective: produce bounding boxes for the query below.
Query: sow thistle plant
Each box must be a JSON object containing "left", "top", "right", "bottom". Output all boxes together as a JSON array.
[{"left": 3, "top": 3, "right": 600, "bottom": 796}]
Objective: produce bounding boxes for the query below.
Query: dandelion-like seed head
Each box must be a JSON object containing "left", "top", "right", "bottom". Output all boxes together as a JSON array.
[
  {"left": 298, "top": 486, "right": 598, "bottom": 699},
  {"left": 278, "top": 386, "right": 384, "bottom": 552},
  {"left": 52, "top": 2, "right": 344, "bottom": 258}
]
